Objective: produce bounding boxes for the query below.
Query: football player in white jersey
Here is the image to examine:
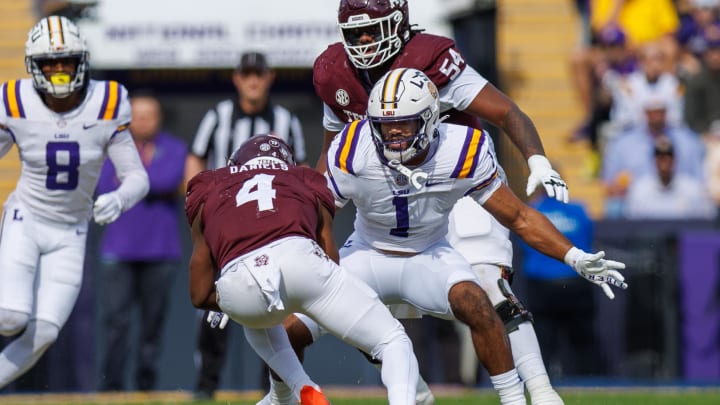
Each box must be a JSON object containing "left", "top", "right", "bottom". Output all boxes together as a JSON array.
[
  {"left": 0, "top": 16, "right": 149, "bottom": 388},
  {"left": 306, "top": 2, "right": 570, "bottom": 403},
  {"left": 265, "top": 68, "right": 628, "bottom": 405}
]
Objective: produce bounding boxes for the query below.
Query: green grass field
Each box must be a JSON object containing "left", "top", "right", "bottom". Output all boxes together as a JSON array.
[{"left": 1, "top": 387, "right": 719, "bottom": 405}]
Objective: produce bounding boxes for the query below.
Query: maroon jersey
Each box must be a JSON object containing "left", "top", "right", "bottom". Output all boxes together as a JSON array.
[
  {"left": 313, "top": 33, "right": 482, "bottom": 129},
  {"left": 185, "top": 161, "right": 335, "bottom": 270}
]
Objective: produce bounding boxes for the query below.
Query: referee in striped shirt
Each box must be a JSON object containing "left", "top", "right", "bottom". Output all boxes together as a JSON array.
[
  {"left": 184, "top": 51, "right": 308, "bottom": 400},
  {"left": 185, "top": 51, "right": 307, "bottom": 178}
]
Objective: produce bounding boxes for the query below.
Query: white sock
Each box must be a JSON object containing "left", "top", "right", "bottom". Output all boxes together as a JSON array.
[
  {"left": 243, "top": 326, "right": 316, "bottom": 400},
  {"left": 525, "top": 374, "right": 564, "bottom": 405},
  {"left": 415, "top": 375, "right": 435, "bottom": 405},
  {"left": 0, "top": 320, "right": 59, "bottom": 388},
  {"left": 489, "top": 368, "right": 526, "bottom": 405},
  {"left": 510, "top": 323, "right": 563, "bottom": 404},
  {"left": 268, "top": 378, "right": 295, "bottom": 405},
  {"left": 375, "top": 361, "right": 431, "bottom": 405}
]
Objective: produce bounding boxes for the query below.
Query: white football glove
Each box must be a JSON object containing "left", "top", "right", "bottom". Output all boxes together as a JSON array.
[
  {"left": 93, "top": 192, "right": 123, "bottom": 225},
  {"left": 527, "top": 155, "right": 569, "bottom": 203},
  {"left": 207, "top": 311, "right": 229, "bottom": 329},
  {"left": 564, "top": 247, "right": 628, "bottom": 300}
]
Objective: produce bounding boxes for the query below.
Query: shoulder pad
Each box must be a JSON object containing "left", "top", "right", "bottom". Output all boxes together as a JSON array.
[
  {"left": 394, "top": 33, "right": 466, "bottom": 89},
  {"left": 2, "top": 80, "right": 27, "bottom": 119},
  {"left": 313, "top": 43, "right": 369, "bottom": 123},
  {"left": 96, "top": 80, "right": 126, "bottom": 121}
]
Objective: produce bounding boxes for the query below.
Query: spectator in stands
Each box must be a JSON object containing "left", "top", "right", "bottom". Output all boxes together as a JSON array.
[
  {"left": 518, "top": 186, "right": 603, "bottom": 379},
  {"left": 601, "top": 96, "right": 705, "bottom": 217},
  {"left": 676, "top": 0, "right": 720, "bottom": 78},
  {"left": 703, "top": 122, "right": 720, "bottom": 204},
  {"left": 97, "top": 92, "right": 187, "bottom": 391},
  {"left": 570, "top": 0, "right": 680, "bottom": 143},
  {"left": 569, "top": 25, "right": 637, "bottom": 153},
  {"left": 589, "top": 0, "right": 680, "bottom": 55},
  {"left": 684, "top": 27, "right": 720, "bottom": 138},
  {"left": 603, "top": 41, "right": 684, "bottom": 134},
  {"left": 624, "top": 136, "right": 716, "bottom": 219},
  {"left": 184, "top": 50, "right": 308, "bottom": 400}
]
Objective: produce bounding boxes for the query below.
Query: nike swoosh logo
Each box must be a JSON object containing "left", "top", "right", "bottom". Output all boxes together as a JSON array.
[
  {"left": 76, "top": 229, "right": 87, "bottom": 235},
  {"left": 83, "top": 123, "right": 98, "bottom": 130},
  {"left": 425, "top": 181, "right": 445, "bottom": 187}
]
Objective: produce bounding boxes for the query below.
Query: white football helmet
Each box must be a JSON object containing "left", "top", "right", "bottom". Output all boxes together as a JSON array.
[
  {"left": 25, "top": 15, "right": 89, "bottom": 98},
  {"left": 367, "top": 68, "right": 440, "bottom": 164}
]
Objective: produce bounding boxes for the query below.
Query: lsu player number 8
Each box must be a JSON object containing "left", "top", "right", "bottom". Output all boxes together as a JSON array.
[{"left": 0, "top": 15, "right": 148, "bottom": 389}]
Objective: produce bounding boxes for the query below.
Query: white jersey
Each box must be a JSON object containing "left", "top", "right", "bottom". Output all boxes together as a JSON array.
[
  {"left": 326, "top": 121, "right": 502, "bottom": 253},
  {"left": 0, "top": 79, "right": 146, "bottom": 224}
]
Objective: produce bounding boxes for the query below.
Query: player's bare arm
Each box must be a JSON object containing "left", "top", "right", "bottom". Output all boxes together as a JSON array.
[
  {"left": 315, "top": 129, "right": 340, "bottom": 172},
  {"left": 189, "top": 210, "right": 221, "bottom": 312},
  {"left": 316, "top": 201, "right": 340, "bottom": 264},
  {"left": 482, "top": 184, "right": 572, "bottom": 260},
  {"left": 466, "top": 83, "right": 545, "bottom": 159},
  {"left": 483, "top": 184, "right": 627, "bottom": 298}
]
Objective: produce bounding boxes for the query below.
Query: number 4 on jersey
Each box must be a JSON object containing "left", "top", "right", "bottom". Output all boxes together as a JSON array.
[{"left": 235, "top": 173, "right": 276, "bottom": 211}]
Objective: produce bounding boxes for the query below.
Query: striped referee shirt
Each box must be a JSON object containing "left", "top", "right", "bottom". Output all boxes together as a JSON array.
[{"left": 190, "top": 98, "right": 307, "bottom": 169}]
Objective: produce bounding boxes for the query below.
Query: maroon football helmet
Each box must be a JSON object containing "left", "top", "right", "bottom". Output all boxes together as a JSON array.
[
  {"left": 228, "top": 134, "right": 295, "bottom": 166},
  {"left": 338, "top": 0, "right": 410, "bottom": 69}
]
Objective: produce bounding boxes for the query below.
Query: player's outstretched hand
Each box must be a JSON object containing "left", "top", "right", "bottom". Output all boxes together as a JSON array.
[
  {"left": 564, "top": 247, "right": 628, "bottom": 300},
  {"left": 527, "top": 155, "right": 569, "bottom": 203}
]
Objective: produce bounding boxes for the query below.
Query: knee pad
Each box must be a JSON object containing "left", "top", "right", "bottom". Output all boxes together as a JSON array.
[
  {"left": 0, "top": 309, "right": 30, "bottom": 337},
  {"left": 495, "top": 278, "right": 534, "bottom": 334}
]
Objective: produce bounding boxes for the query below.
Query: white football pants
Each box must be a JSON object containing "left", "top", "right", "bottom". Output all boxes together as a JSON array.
[{"left": 215, "top": 236, "right": 418, "bottom": 405}]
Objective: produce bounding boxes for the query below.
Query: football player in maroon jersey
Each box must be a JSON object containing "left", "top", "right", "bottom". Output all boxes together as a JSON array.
[
  {"left": 314, "top": 0, "right": 568, "bottom": 207},
  {"left": 186, "top": 135, "right": 419, "bottom": 405},
  {"left": 264, "top": 1, "right": 570, "bottom": 404}
]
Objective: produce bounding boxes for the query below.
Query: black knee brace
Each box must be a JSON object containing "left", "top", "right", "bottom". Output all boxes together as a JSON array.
[{"left": 494, "top": 275, "right": 534, "bottom": 333}]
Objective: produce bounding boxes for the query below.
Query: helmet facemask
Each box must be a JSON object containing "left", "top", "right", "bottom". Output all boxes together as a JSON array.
[
  {"left": 340, "top": 10, "right": 405, "bottom": 69},
  {"left": 25, "top": 16, "right": 89, "bottom": 98},
  {"left": 26, "top": 53, "right": 88, "bottom": 98},
  {"left": 370, "top": 112, "right": 434, "bottom": 164}
]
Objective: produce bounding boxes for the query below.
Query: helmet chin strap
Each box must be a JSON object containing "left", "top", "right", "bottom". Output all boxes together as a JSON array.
[{"left": 387, "top": 159, "right": 427, "bottom": 190}]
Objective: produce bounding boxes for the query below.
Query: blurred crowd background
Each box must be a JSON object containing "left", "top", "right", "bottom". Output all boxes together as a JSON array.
[{"left": 1, "top": 0, "right": 720, "bottom": 394}]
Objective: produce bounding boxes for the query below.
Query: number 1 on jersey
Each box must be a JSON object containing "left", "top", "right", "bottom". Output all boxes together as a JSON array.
[{"left": 390, "top": 196, "right": 409, "bottom": 237}]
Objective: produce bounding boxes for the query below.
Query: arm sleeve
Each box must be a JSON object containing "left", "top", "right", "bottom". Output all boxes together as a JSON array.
[
  {"left": 0, "top": 130, "right": 14, "bottom": 158},
  {"left": 106, "top": 131, "right": 150, "bottom": 211},
  {"left": 0, "top": 86, "right": 15, "bottom": 158}
]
